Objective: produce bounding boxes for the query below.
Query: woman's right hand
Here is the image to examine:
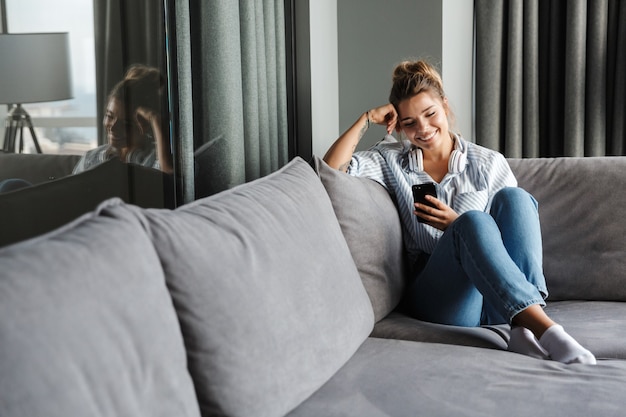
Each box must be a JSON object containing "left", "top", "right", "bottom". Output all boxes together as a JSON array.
[
  {"left": 368, "top": 103, "right": 398, "bottom": 134},
  {"left": 324, "top": 103, "right": 398, "bottom": 171}
]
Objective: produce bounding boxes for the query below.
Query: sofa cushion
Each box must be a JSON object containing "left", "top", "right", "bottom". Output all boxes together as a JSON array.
[
  {"left": 123, "top": 157, "right": 374, "bottom": 417},
  {"left": 508, "top": 157, "right": 626, "bottom": 301},
  {"left": 0, "top": 199, "right": 200, "bottom": 417},
  {"left": 371, "top": 311, "right": 509, "bottom": 350},
  {"left": 313, "top": 156, "right": 406, "bottom": 322},
  {"left": 544, "top": 300, "right": 626, "bottom": 360},
  {"left": 287, "top": 337, "right": 626, "bottom": 417}
]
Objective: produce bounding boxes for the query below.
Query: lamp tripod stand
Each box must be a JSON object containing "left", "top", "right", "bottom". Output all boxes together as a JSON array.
[{"left": 3, "top": 104, "right": 42, "bottom": 153}]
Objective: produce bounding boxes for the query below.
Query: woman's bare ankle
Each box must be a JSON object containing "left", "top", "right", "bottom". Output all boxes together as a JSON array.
[{"left": 511, "top": 304, "right": 555, "bottom": 339}]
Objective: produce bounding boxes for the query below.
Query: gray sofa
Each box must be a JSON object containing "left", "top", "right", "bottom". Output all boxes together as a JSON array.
[
  {"left": 0, "top": 152, "right": 81, "bottom": 185},
  {"left": 1, "top": 155, "right": 625, "bottom": 417},
  {"left": 0, "top": 152, "right": 174, "bottom": 247}
]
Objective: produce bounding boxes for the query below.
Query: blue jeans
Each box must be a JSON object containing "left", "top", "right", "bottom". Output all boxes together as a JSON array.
[{"left": 403, "top": 187, "right": 548, "bottom": 326}]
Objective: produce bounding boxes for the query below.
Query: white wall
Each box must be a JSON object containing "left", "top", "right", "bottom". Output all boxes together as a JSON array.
[
  {"left": 309, "top": 0, "right": 474, "bottom": 156},
  {"left": 309, "top": 1, "right": 339, "bottom": 158},
  {"left": 442, "top": 0, "right": 474, "bottom": 140}
]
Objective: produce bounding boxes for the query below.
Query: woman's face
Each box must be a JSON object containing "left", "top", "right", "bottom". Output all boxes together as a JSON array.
[
  {"left": 103, "top": 98, "right": 141, "bottom": 150},
  {"left": 397, "top": 91, "right": 450, "bottom": 152}
]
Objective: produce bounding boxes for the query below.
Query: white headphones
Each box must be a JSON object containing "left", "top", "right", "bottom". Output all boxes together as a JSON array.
[{"left": 407, "top": 135, "right": 467, "bottom": 174}]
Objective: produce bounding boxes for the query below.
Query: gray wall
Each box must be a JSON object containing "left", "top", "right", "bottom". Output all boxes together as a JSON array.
[
  {"left": 337, "top": 0, "right": 442, "bottom": 150},
  {"left": 310, "top": 0, "right": 473, "bottom": 157}
]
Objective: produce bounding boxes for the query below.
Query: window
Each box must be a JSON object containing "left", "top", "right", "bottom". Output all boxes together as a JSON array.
[{"left": 4, "top": 0, "right": 96, "bottom": 154}]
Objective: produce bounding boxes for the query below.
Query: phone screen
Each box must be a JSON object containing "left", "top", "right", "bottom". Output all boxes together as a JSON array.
[{"left": 412, "top": 183, "right": 437, "bottom": 223}]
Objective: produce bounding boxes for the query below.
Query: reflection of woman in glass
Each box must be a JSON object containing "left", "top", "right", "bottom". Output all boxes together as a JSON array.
[{"left": 73, "top": 65, "right": 172, "bottom": 174}]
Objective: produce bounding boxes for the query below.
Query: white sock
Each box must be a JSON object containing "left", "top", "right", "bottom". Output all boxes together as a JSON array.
[
  {"left": 539, "top": 324, "right": 597, "bottom": 365},
  {"left": 507, "top": 326, "right": 549, "bottom": 359}
]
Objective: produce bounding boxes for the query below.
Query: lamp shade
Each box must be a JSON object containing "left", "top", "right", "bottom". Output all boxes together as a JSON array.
[{"left": 0, "top": 33, "right": 73, "bottom": 104}]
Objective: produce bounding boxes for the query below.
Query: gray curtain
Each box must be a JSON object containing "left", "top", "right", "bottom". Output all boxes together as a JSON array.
[
  {"left": 93, "top": 0, "right": 166, "bottom": 145},
  {"left": 188, "top": 0, "right": 289, "bottom": 197},
  {"left": 475, "top": 0, "right": 626, "bottom": 157}
]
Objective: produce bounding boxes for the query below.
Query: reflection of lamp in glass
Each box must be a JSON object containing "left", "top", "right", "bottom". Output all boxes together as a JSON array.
[{"left": 0, "top": 33, "right": 73, "bottom": 153}]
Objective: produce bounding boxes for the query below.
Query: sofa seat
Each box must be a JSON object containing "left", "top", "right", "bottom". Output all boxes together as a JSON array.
[
  {"left": 371, "top": 311, "right": 509, "bottom": 350},
  {"left": 371, "top": 300, "right": 626, "bottom": 361},
  {"left": 371, "top": 300, "right": 626, "bottom": 360},
  {"left": 288, "top": 337, "right": 626, "bottom": 417},
  {"left": 544, "top": 301, "right": 626, "bottom": 360}
]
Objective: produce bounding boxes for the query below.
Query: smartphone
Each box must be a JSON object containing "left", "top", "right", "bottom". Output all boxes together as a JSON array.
[{"left": 412, "top": 183, "right": 437, "bottom": 223}]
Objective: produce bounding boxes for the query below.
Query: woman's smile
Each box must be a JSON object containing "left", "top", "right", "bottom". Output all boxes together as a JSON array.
[{"left": 416, "top": 129, "right": 438, "bottom": 143}]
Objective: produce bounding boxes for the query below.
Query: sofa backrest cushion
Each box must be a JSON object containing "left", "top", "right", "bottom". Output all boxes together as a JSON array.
[
  {"left": 0, "top": 153, "right": 81, "bottom": 184},
  {"left": 508, "top": 157, "right": 626, "bottom": 301},
  {"left": 0, "top": 199, "right": 200, "bottom": 417},
  {"left": 313, "top": 156, "right": 406, "bottom": 322},
  {"left": 124, "top": 157, "right": 374, "bottom": 417}
]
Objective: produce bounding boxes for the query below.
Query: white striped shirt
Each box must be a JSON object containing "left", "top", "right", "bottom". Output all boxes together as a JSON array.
[
  {"left": 347, "top": 135, "right": 517, "bottom": 262},
  {"left": 72, "top": 143, "right": 159, "bottom": 174}
]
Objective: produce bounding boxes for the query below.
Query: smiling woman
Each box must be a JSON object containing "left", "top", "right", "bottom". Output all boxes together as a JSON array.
[
  {"left": 72, "top": 65, "right": 172, "bottom": 175},
  {"left": 323, "top": 58, "right": 596, "bottom": 366}
]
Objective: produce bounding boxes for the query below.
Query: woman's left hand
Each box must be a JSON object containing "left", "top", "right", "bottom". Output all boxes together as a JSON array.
[{"left": 414, "top": 195, "right": 459, "bottom": 231}]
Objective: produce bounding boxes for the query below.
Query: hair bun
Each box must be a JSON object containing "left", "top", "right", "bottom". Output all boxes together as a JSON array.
[{"left": 389, "top": 59, "right": 445, "bottom": 107}]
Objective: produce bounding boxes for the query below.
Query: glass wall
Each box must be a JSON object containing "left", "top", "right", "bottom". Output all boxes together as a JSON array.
[
  {"left": 4, "top": 0, "right": 97, "bottom": 154},
  {"left": 0, "top": 0, "right": 178, "bottom": 247}
]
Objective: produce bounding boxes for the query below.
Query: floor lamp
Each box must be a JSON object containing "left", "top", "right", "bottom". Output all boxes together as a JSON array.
[{"left": 0, "top": 33, "right": 73, "bottom": 153}]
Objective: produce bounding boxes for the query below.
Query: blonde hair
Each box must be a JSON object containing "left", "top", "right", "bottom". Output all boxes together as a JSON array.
[{"left": 389, "top": 59, "right": 456, "bottom": 131}]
